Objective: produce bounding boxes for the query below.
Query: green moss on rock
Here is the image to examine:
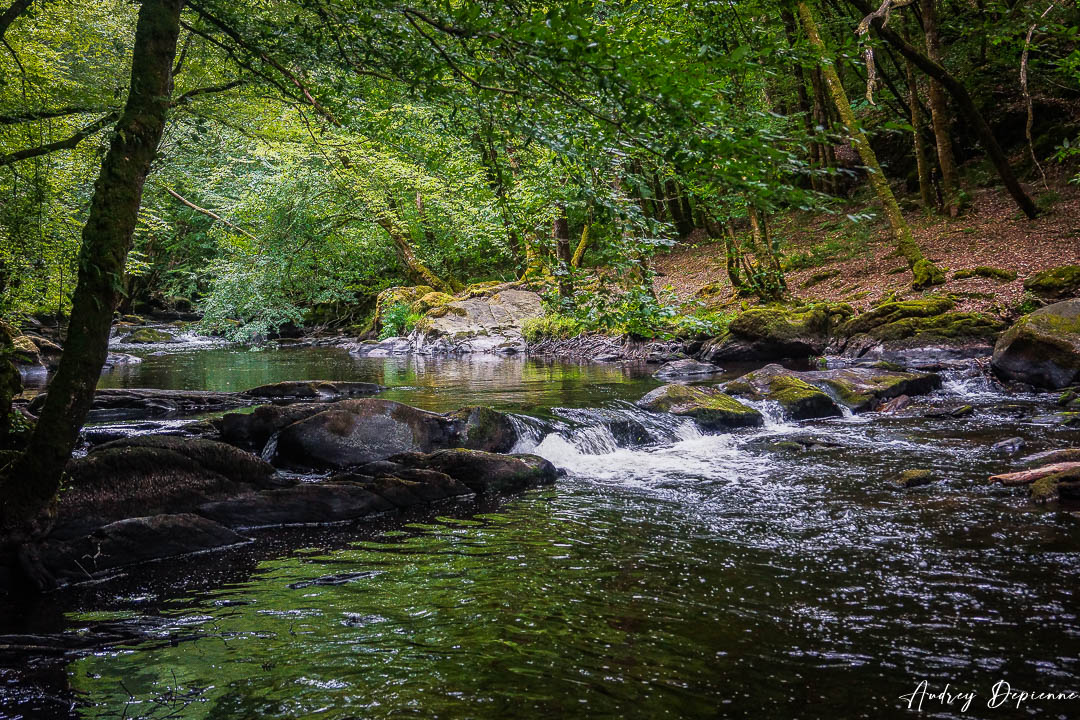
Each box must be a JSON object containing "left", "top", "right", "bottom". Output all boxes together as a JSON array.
[
  {"left": 912, "top": 258, "right": 946, "bottom": 290},
  {"left": 724, "top": 364, "right": 841, "bottom": 420},
  {"left": 891, "top": 469, "right": 934, "bottom": 489},
  {"left": 121, "top": 327, "right": 176, "bottom": 344},
  {"left": 992, "top": 299, "right": 1080, "bottom": 389},
  {"left": 636, "top": 384, "right": 763, "bottom": 430},
  {"left": 953, "top": 266, "right": 1017, "bottom": 282},
  {"left": 1024, "top": 265, "right": 1080, "bottom": 300}
]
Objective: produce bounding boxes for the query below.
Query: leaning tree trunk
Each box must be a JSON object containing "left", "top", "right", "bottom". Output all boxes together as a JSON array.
[
  {"left": 797, "top": 2, "right": 943, "bottom": 289},
  {"left": 919, "top": 0, "right": 961, "bottom": 216},
  {"left": 0, "top": 0, "right": 185, "bottom": 537},
  {"left": 848, "top": 0, "right": 1039, "bottom": 219}
]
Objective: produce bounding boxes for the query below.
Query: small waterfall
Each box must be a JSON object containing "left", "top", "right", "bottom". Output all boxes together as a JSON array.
[{"left": 261, "top": 431, "right": 280, "bottom": 462}]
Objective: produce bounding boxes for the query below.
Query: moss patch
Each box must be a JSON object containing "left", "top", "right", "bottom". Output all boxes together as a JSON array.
[
  {"left": 636, "top": 384, "right": 763, "bottom": 430},
  {"left": 912, "top": 258, "right": 946, "bottom": 290},
  {"left": 1024, "top": 265, "right": 1080, "bottom": 300},
  {"left": 953, "top": 266, "right": 1017, "bottom": 282},
  {"left": 121, "top": 327, "right": 175, "bottom": 344}
]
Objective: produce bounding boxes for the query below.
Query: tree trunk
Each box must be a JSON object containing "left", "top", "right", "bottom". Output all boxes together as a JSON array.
[
  {"left": 797, "top": 2, "right": 943, "bottom": 289},
  {"left": 553, "top": 209, "right": 573, "bottom": 297},
  {"left": 919, "top": 0, "right": 960, "bottom": 216},
  {"left": 906, "top": 57, "right": 934, "bottom": 208},
  {"left": 378, "top": 202, "right": 451, "bottom": 293},
  {"left": 848, "top": 0, "right": 1039, "bottom": 219},
  {"left": 0, "top": 0, "right": 185, "bottom": 539}
]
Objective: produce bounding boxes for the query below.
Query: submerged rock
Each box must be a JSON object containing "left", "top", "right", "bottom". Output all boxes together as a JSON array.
[
  {"left": 991, "top": 437, "right": 1026, "bottom": 454},
  {"left": 197, "top": 483, "right": 400, "bottom": 528},
  {"left": 723, "top": 364, "right": 841, "bottom": 420},
  {"left": 992, "top": 299, "right": 1080, "bottom": 389},
  {"left": 653, "top": 358, "right": 722, "bottom": 379},
  {"left": 890, "top": 469, "right": 935, "bottom": 489},
  {"left": 636, "top": 384, "right": 763, "bottom": 430}
]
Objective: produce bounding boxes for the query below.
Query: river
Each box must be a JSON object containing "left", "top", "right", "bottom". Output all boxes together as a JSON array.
[{"left": 4, "top": 341, "right": 1079, "bottom": 719}]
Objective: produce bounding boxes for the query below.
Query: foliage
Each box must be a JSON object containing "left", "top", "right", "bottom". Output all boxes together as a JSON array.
[{"left": 378, "top": 303, "right": 424, "bottom": 340}]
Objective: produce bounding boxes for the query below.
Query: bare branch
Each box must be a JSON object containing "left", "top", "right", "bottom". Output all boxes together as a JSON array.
[
  {"left": 0, "top": 111, "right": 117, "bottom": 167},
  {"left": 0, "top": 105, "right": 113, "bottom": 125},
  {"left": 163, "top": 186, "right": 256, "bottom": 240}
]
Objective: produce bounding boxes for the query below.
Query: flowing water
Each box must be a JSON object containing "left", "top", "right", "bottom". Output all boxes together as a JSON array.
[{"left": 5, "top": 342, "right": 1080, "bottom": 719}]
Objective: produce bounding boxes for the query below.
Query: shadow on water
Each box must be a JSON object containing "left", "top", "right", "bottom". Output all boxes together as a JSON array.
[{"left": 5, "top": 345, "right": 1080, "bottom": 719}]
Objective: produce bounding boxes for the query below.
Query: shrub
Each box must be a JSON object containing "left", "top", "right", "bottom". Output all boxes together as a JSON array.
[
  {"left": 522, "top": 315, "right": 584, "bottom": 343},
  {"left": 379, "top": 302, "right": 424, "bottom": 339}
]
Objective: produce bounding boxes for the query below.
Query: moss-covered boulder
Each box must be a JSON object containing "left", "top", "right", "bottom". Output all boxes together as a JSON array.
[
  {"left": 890, "top": 468, "right": 935, "bottom": 489},
  {"left": 636, "top": 384, "right": 763, "bottom": 430},
  {"left": 1024, "top": 265, "right": 1080, "bottom": 300},
  {"left": 723, "top": 364, "right": 841, "bottom": 420},
  {"left": 120, "top": 327, "right": 176, "bottom": 344},
  {"left": 835, "top": 296, "right": 1004, "bottom": 358},
  {"left": 410, "top": 291, "right": 456, "bottom": 316},
  {"left": 992, "top": 299, "right": 1080, "bottom": 389},
  {"left": 699, "top": 302, "right": 853, "bottom": 361},
  {"left": 911, "top": 258, "right": 946, "bottom": 290},
  {"left": 449, "top": 405, "right": 518, "bottom": 453},
  {"left": 798, "top": 366, "right": 942, "bottom": 412},
  {"left": 366, "top": 285, "right": 435, "bottom": 335}
]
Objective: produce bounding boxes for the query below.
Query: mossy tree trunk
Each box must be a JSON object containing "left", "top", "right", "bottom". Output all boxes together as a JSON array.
[
  {"left": 797, "top": 2, "right": 944, "bottom": 290},
  {"left": 379, "top": 199, "right": 452, "bottom": 293},
  {"left": 919, "top": 0, "right": 961, "bottom": 216},
  {"left": 0, "top": 0, "right": 185, "bottom": 539}
]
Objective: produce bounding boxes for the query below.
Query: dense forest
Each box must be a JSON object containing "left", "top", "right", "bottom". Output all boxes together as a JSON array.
[{"left": 4, "top": 1, "right": 1080, "bottom": 716}]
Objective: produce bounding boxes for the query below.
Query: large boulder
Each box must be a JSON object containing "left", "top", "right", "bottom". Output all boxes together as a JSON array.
[
  {"left": 699, "top": 303, "right": 853, "bottom": 361},
  {"left": 37, "top": 514, "right": 245, "bottom": 586},
  {"left": 636, "top": 384, "right": 763, "bottom": 430},
  {"left": 56, "top": 436, "right": 283, "bottom": 539},
  {"left": 416, "top": 289, "right": 545, "bottom": 355},
  {"left": 992, "top": 300, "right": 1080, "bottom": 389},
  {"left": 271, "top": 398, "right": 461, "bottom": 469},
  {"left": 219, "top": 402, "right": 330, "bottom": 452},
  {"left": 797, "top": 366, "right": 942, "bottom": 412},
  {"left": 723, "top": 364, "right": 841, "bottom": 420},
  {"left": 833, "top": 297, "right": 1004, "bottom": 362},
  {"left": 1024, "top": 265, "right": 1080, "bottom": 301},
  {"left": 448, "top": 405, "right": 519, "bottom": 453},
  {"left": 386, "top": 449, "right": 559, "bottom": 494}
]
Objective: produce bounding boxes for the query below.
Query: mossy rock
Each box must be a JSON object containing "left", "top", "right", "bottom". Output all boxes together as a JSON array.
[
  {"left": 636, "top": 384, "right": 763, "bottom": 430},
  {"left": 890, "top": 469, "right": 934, "bottom": 489},
  {"left": 1024, "top": 265, "right": 1080, "bottom": 300},
  {"left": 120, "top": 314, "right": 145, "bottom": 325},
  {"left": 449, "top": 406, "right": 518, "bottom": 454},
  {"left": 410, "top": 291, "right": 455, "bottom": 315},
  {"left": 799, "top": 367, "right": 942, "bottom": 412},
  {"left": 992, "top": 299, "right": 1080, "bottom": 389},
  {"left": 11, "top": 334, "right": 41, "bottom": 364},
  {"left": 702, "top": 302, "right": 854, "bottom": 360},
  {"left": 461, "top": 281, "right": 508, "bottom": 299},
  {"left": 724, "top": 364, "right": 841, "bottom": 420},
  {"left": 953, "top": 266, "right": 1017, "bottom": 282},
  {"left": 911, "top": 259, "right": 946, "bottom": 290},
  {"left": 838, "top": 296, "right": 1003, "bottom": 347},
  {"left": 371, "top": 285, "right": 435, "bottom": 332},
  {"left": 121, "top": 327, "right": 176, "bottom": 344}
]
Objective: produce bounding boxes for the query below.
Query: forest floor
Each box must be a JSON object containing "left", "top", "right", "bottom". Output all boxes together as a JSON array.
[{"left": 653, "top": 172, "right": 1080, "bottom": 317}]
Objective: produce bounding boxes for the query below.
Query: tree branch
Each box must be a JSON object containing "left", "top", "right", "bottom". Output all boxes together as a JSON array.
[
  {"left": 172, "top": 78, "right": 246, "bottom": 105},
  {"left": 0, "top": 0, "right": 34, "bottom": 42},
  {"left": 0, "top": 111, "right": 117, "bottom": 167},
  {"left": 0, "top": 105, "right": 113, "bottom": 125},
  {"left": 163, "top": 186, "right": 256, "bottom": 240}
]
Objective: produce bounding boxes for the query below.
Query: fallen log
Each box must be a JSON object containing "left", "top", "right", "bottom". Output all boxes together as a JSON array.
[{"left": 989, "top": 461, "right": 1080, "bottom": 486}]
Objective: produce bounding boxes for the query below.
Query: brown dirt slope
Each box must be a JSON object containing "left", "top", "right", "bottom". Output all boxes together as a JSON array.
[{"left": 653, "top": 180, "right": 1079, "bottom": 316}]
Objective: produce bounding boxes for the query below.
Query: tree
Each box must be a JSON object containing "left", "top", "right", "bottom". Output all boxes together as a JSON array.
[
  {"left": 919, "top": 0, "right": 961, "bottom": 216},
  {"left": 797, "top": 2, "right": 944, "bottom": 289},
  {"left": 0, "top": 0, "right": 184, "bottom": 540}
]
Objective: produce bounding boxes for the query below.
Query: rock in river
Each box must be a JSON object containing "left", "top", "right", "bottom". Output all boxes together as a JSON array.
[
  {"left": 723, "top": 364, "right": 841, "bottom": 420},
  {"left": 653, "top": 358, "right": 722, "bottom": 379},
  {"left": 992, "top": 299, "right": 1080, "bottom": 389},
  {"left": 271, "top": 398, "right": 462, "bottom": 469},
  {"left": 636, "top": 384, "right": 763, "bottom": 430}
]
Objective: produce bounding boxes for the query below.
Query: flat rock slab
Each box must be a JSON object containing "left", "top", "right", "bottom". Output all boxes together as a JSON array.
[
  {"left": 38, "top": 514, "right": 246, "bottom": 586},
  {"left": 197, "top": 483, "right": 399, "bottom": 529},
  {"left": 653, "top": 359, "right": 722, "bottom": 379}
]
